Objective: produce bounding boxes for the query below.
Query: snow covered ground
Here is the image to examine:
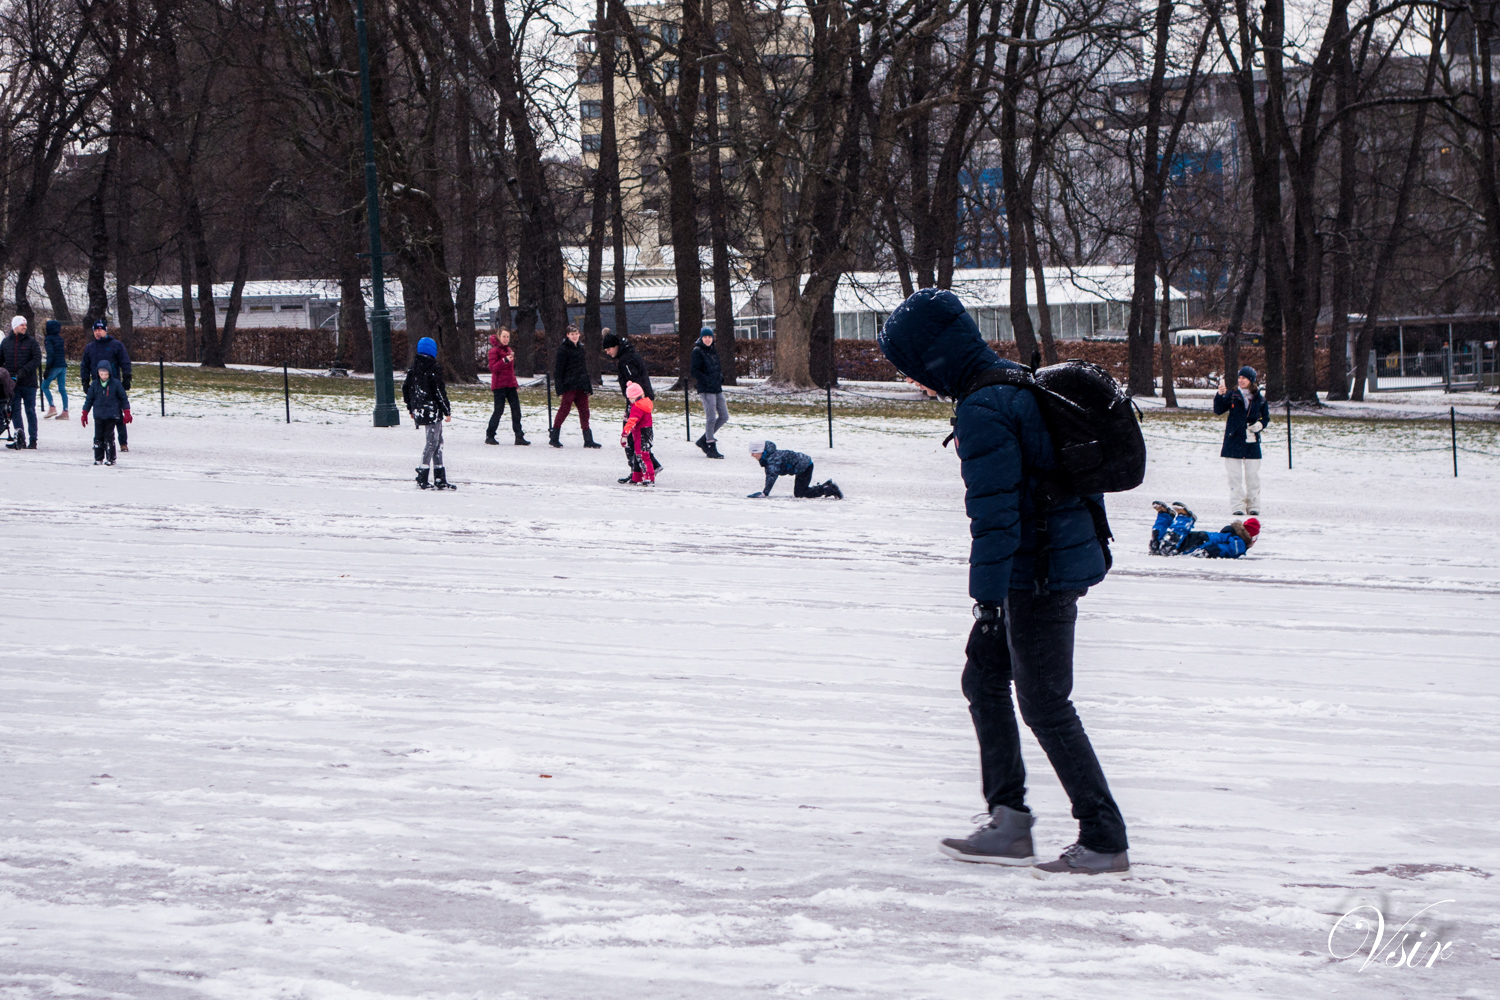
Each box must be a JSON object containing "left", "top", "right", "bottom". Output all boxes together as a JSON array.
[{"left": 2, "top": 384, "right": 1499, "bottom": 999}]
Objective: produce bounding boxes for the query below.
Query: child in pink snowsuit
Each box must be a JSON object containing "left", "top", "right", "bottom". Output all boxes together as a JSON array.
[{"left": 620, "top": 381, "right": 656, "bottom": 485}]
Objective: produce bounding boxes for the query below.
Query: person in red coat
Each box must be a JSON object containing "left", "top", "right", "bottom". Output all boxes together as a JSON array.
[
  {"left": 485, "top": 328, "right": 529, "bottom": 445},
  {"left": 619, "top": 381, "right": 655, "bottom": 485}
]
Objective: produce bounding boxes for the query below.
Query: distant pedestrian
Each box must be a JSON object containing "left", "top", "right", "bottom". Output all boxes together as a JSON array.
[
  {"left": 81, "top": 359, "right": 130, "bottom": 465},
  {"left": 402, "top": 337, "right": 455, "bottom": 490},
  {"left": 602, "top": 329, "right": 661, "bottom": 474},
  {"left": 1214, "top": 366, "right": 1269, "bottom": 516},
  {"left": 80, "top": 320, "right": 132, "bottom": 452},
  {"left": 691, "top": 327, "right": 727, "bottom": 459},
  {"left": 1, "top": 316, "right": 40, "bottom": 450},
  {"left": 551, "top": 325, "right": 600, "bottom": 448},
  {"left": 41, "top": 319, "right": 68, "bottom": 420},
  {"left": 620, "top": 381, "right": 656, "bottom": 485},
  {"left": 485, "top": 327, "right": 529, "bottom": 446},
  {"left": 746, "top": 440, "right": 841, "bottom": 499}
]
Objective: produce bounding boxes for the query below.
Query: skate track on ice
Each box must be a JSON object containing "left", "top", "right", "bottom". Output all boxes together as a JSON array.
[{"left": 2, "top": 400, "right": 1498, "bottom": 999}]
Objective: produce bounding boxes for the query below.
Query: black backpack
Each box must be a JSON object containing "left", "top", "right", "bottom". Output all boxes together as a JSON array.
[{"left": 950, "top": 359, "right": 1147, "bottom": 584}]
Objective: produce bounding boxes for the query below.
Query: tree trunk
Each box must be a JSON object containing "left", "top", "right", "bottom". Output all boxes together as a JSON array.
[
  {"left": 702, "top": 23, "right": 737, "bottom": 385},
  {"left": 41, "top": 259, "right": 71, "bottom": 323},
  {"left": 1326, "top": 18, "right": 1356, "bottom": 401},
  {"left": 86, "top": 132, "right": 118, "bottom": 328},
  {"left": 1158, "top": 262, "right": 1178, "bottom": 407},
  {"left": 998, "top": 1, "right": 1036, "bottom": 367},
  {"left": 178, "top": 236, "right": 197, "bottom": 363},
  {"left": 338, "top": 251, "right": 372, "bottom": 372},
  {"left": 14, "top": 255, "right": 35, "bottom": 328},
  {"left": 1221, "top": 219, "right": 1261, "bottom": 386},
  {"left": 113, "top": 107, "right": 135, "bottom": 349},
  {"left": 1127, "top": 0, "right": 1172, "bottom": 396},
  {"left": 455, "top": 87, "right": 480, "bottom": 380},
  {"left": 582, "top": 0, "right": 614, "bottom": 385},
  {"left": 1027, "top": 211, "right": 1057, "bottom": 366}
]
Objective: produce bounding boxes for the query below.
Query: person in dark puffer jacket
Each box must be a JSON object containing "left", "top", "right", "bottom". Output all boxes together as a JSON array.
[
  {"left": 602, "top": 329, "right": 661, "bottom": 474},
  {"left": 41, "top": 319, "right": 68, "bottom": 419},
  {"left": 1213, "top": 366, "right": 1270, "bottom": 516},
  {"left": 402, "top": 337, "right": 454, "bottom": 489},
  {"left": 81, "top": 358, "right": 130, "bottom": 465},
  {"left": 80, "top": 320, "right": 133, "bottom": 451},
  {"left": 551, "top": 326, "right": 599, "bottom": 448},
  {"left": 879, "top": 286, "right": 1128, "bottom": 877},
  {"left": 1, "top": 316, "right": 41, "bottom": 448},
  {"left": 690, "top": 328, "right": 728, "bottom": 458}
]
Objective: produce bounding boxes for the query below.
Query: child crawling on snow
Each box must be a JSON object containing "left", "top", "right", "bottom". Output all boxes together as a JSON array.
[
  {"left": 1150, "top": 501, "right": 1258, "bottom": 558},
  {"left": 747, "top": 440, "right": 842, "bottom": 499},
  {"left": 620, "top": 381, "right": 656, "bottom": 485}
]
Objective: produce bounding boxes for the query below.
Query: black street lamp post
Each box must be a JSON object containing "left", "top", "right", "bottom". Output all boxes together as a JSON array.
[{"left": 355, "top": 0, "right": 400, "bottom": 427}]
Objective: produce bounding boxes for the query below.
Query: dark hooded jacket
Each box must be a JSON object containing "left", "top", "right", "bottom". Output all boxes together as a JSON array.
[
  {"left": 756, "top": 440, "right": 812, "bottom": 496},
  {"left": 44, "top": 321, "right": 66, "bottom": 371},
  {"left": 553, "top": 337, "right": 592, "bottom": 395},
  {"left": 82, "top": 360, "right": 130, "bottom": 420},
  {"left": 690, "top": 334, "right": 723, "bottom": 394},
  {"left": 401, "top": 354, "right": 451, "bottom": 426},
  {"left": 80, "top": 334, "right": 132, "bottom": 393},
  {"left": 0, "top": 329, "right": 40, "bottom": 388},
  {"left": 878, "top": 287, "right": 1108, "bottom": 603},
  {"left": 612, "top": 336, "right": 654, "bottom": 399}
]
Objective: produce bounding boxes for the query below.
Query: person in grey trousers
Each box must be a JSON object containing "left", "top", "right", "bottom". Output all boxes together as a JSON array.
[{"left": 690, "top": 327, "right": 727, "bottom": 459}]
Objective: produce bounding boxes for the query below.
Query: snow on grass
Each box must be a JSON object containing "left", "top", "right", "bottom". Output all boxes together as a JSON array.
[{"left": 1, "top": 377, "right": 1497, "bottom": 998}]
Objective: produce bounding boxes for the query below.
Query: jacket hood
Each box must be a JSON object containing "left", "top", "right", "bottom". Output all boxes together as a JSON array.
[
  {"left": 45, "top": 320, "right": 61, "bottom": 336},
  {"left": 95, "top": 359, "right": 115, "bottom": 378},
  {"left": 878, "top": 287, "right": 1009, "bottom": 398},
  {"left": 489, "top": 333, "right": 500, "bottom": 348}
]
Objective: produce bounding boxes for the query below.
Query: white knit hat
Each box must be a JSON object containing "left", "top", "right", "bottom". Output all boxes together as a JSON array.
[
  {"left": 749, "top": 440, "right": 766, "bottom": 454},
  {"left": 10, "top": 315, "right": 25, "bottom": 331}
]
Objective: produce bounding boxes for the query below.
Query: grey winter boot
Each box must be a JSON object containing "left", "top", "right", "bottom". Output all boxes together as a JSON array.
[
  {"left": 938, "top": 806, "right": 1036, "bottom": 865},
  {"left": 1033, "top": 843, "right": 1130, "bottom": 877}
]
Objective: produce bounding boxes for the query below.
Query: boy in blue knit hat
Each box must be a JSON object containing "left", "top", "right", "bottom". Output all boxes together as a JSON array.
[{"left": 402, "top": 337, "right": 454, "bottom": 489}]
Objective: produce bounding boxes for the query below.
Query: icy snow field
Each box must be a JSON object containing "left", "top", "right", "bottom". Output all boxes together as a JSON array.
[{"left": 2, "top": 387, "right": 1499, "bottom": 1000}]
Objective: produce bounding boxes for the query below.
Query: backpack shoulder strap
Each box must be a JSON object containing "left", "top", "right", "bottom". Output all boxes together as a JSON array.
[{"left": 942, "top": 365, "right": 1034, "bottom": 447}]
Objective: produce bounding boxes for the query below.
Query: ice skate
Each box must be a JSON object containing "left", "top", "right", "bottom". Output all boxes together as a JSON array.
[
  {"left": 1032, "top": 843, "right": 1129, "bottom": 877},
  {"left": 938, "top": 806, "right": 1036, "bottom": 866}
]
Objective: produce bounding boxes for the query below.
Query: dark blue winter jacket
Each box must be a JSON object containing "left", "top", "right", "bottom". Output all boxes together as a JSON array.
[
  {"left": 757, "top": 440, "right": 812, "bottom": 496},
  {"left": 690, "top": 335, "right": 723, "bottom": 394},
  {"left": 81, "top": 335, "right": 132, "bottom": 393},
  {"left": 44, "top": 324, "right": 66, "bottom": 371},
  {"left": 879, "top": 287, "right": 1108, "bottom": 603},
  {"left": 1214, "top": 387, "right": 1270, "bottom": 460},
  {"left": 82, "top": 361, "right": 129, "bottom": 420}
]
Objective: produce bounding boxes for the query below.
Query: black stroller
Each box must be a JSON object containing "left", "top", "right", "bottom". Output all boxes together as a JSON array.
[{"left": 0, "top": 366, "right": 13, "bottom": 444}]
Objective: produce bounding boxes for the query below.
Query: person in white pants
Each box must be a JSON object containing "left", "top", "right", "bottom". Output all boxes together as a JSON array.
[{"left": 1212, "top": 365, "right": 1270, "bottom": 515}]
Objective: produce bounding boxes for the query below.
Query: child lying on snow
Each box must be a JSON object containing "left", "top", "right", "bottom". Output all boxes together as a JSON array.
[
  {"left": 747, "top": 440, "right": 842, "bottom": 499},
  {"left": 1150, "top": 501, "right": 1259, "bottom": 558}
]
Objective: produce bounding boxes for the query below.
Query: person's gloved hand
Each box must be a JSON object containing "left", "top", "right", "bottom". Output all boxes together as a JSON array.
[
  {"left": 1246, "top": 421, "right": 1264, "bottom": 435},
  {"left": 123, "top": 409, "right": 132, "bottom": 425},
  {"left": 746, "top": 491, "right": 764, "bottom": 498},
  {"left": 620, "top": 435, "right": 629, "bottom": 448},
  {"left": 80, "top": 412, "right": 88, "bottom": 427}
]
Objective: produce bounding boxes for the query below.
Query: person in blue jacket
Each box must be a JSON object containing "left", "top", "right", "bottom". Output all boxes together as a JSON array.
[
  {"left": 746, "top": 440, "right": 841, "bottom": 498},
  {"left": 40, "top": 319, "right": 68, "bottom": 419},
  {"left": 81, "top": 359, "right": 130, "bottom": 465},
  {"left": 1213, "top": 365, "right": 1269, "bottom": 515},
  {"left": 879, "top": 286, "right": 1128, "bottom": 876},
  {"left": 1151, "top": 502, "right": 1259, "bottom": 558}
]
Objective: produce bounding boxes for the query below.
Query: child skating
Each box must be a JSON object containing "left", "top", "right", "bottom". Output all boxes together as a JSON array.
[
  {"left": 747, "top": 440, "right": 842, "bottom": 499},
  {"left": 619, "top": 381, "right": 656, "bottom": 486},
  {"left": 81, "top": 360, "right": 130, "bottom": 466},
  {"left": 402, "top": 337, "right": 455, "bottom": 490}
]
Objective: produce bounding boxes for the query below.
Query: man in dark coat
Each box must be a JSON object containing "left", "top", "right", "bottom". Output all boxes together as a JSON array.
[
  {"left": 1, "top": 316, "right": 41, "bottom": 449},
  {"left": 690, "top": 327, "right": 728, "bottom": 458},
  {"left": 879, "top": 287, "right": 1128, "bottom": 876},
  {"left": 80, "top": 321, "right": 133, "bottom": 451},
  {"left": 1213, "top": 366, "right": 1270, "bottom": 515},
  {"left": 601, "top": 329, "right": 661, "bottom": 473},
  {"left": 550, "top": 325, "right": 600, "bottom": 448}
]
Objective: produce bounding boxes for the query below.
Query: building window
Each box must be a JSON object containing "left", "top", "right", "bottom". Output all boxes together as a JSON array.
[
  {"left": 581, "top": 99, "right": 603, "bottom": 119},
  {"left": 662, "top": 60, "right": 678, "bottom": 82},
  {"left": 582, "top": 132, "right": 603, "bottom": 153},
  {"left": 638, "top": 97, "right": 651, "bottom": 117},
  {"left": 578, "top": 62, "right": 602, "bottom": 85},
  {"left": 279, "top": 303, "right": 305, "bottom": 311},
  {"left": 248, "top": 304, "right": 275, "bottom": 312},
  {"left": 662, "top": 24, "right": 679, "bottom": 45}
]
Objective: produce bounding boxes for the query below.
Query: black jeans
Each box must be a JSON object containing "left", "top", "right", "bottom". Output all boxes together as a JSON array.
[
  {"left": 93, "top": 417, "right": 120, "bottom": 461},
  {"left": 962, "top": 587, "right": 1128, "bottom": 854},
  {"left": 10, "top": 385, "right": 36, "bottom": 443},
  {"left": 486, "top": 387, "right": 522, "bottom": 438},
  {"left": 791, "top": 466, "right": 832, "bottom": 498}
]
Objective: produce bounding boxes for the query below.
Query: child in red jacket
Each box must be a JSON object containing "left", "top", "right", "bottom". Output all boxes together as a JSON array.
[{"left": 620, "top": 381, "right": 655, "bottom": 485}]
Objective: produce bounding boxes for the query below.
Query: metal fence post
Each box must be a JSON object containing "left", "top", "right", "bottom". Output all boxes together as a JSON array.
[
  {"left": 827, "top": 384, "right": 833, "bottom": 448},
  {"left": 1285, "top": 398, "right": 1293, "bottom": 470},
  {"left": 685, "top": 382, "right": 691, "bottom": 441},
  {"left": 284, "top": 362, "right": 291, "bottom": 423},
  {"left": 158, "top": 357, "right": 165, "bottom": 416},
  {"left": 1451, "top": 406, "right": 1458, "bottom": 477},
  {"left": 545, "top": 373, "right": 553, "bottom": 429}
]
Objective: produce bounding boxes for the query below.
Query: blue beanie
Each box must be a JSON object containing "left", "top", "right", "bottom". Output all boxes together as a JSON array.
[
  {"left": 700, "top": 327, "right": 714, "bottom": 339},
  {"left": 417, "top": 337, "right": 437, "bottom": 358},
  {"left": 1238, "top": 365, "right": 1257, "bottom": 382}
]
